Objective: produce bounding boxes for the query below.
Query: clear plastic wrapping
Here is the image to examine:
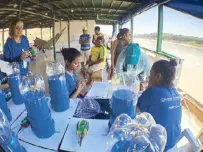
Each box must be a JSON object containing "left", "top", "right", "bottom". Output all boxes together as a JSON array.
[
  {"left": 107, "top": 113, "right": 167, "bottom": 152},
  {"left": 46, "top": 61, "right": 65, "bottom": 77},
  {"left": 46, "top": 61, "right": 69, "bottom": 112}
]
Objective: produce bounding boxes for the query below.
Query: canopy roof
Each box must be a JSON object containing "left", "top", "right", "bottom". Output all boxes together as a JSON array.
[
  {"left": 165, "top": 0, "right": 203, "bottom": 19},
  {"left": 0, "top": 0, "right": 202, "bottom": 29},
  {"left": 0, "top": 0, "right": 168, "bottom": 29}
]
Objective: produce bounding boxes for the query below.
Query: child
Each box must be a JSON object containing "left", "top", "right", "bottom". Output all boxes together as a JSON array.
[{"left": 61, "top": 48, "right": 86, "bottom": 98}]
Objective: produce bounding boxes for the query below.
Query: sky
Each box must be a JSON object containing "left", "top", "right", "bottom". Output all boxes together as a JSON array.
[{"left": 100, "top": 6, "right": 203, "bottom": 38}]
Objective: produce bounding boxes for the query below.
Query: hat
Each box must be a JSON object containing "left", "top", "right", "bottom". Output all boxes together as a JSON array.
[{"left": 83, "top": 26, "right": 88, "bottom": 31}]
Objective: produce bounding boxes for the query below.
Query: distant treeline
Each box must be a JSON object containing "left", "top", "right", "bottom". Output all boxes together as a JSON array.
[{"left": 135, "top": 33, "right": 203, "bottom": 46}]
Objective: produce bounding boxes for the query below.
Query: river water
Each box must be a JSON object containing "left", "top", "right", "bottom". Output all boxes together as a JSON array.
[{"left": 134, "top": 38, "right": 203, "bottom": 104}]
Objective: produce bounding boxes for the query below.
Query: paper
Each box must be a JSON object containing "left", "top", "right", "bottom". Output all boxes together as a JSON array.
[
  {"left": 60, "top": 118, "right": 109, "bottom": 151},
  {"left": 11, "top": 99, "right": 79, "bottom": 151},
  {"left": 86, "top": 82, "right": 109, "bottom": 98},
  {"left": 0, "top": 60, "right": 13, "bottom": 75}
]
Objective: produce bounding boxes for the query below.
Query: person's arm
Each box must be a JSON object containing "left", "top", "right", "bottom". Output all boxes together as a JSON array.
[
  {"left": 111, "top": 40, "right": 118, "bottom": 69},
  {"left": 0, "top": 83, "right": 9, "bottom": 90},
  {"left": 3, "top": 42, "right": 21, "bottom": 63},
  {"left": 70, "top": 89, "right": 81, "bottom": 99},
  {"left": 79, "top": 35, "right": 84, "bottom": 44},
  {"left": 92, "top": 34, "right": 95, "bottom": 44},
  {"left": 137, "top": 88, "right": 153, "bottom": 112}
]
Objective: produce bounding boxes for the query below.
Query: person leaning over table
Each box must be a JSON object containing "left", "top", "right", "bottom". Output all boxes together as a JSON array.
[
  {"left": 108, "top": 28, "right": 130, "bottom": 80},
  {"left": 3, "top": 19, "right": 34, "bottom": 76},
  {"left": 137, "top": 59, "right": 182, "bottom": 151}
]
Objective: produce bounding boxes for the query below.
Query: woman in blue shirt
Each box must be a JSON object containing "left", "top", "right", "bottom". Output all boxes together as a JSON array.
[
  {"left": 138, "top": 59, "right": 182, "bottom": 151},
  {"left": 61, "top": 48, "right": 86, "bottom": 98},
  {"left": 3, "top": 19, "right": 32, "bottom": 76}
]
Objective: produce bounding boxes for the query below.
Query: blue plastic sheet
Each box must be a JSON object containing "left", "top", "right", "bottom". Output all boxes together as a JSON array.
[
  {"left": 110, "top": 89, "right": 136, "bottom": 125},
  {"left": 1, "top": 132, "right": 27, "bottom": 152},
  {"left": 8, "top": 74, "right": 24, "bottom": 105},
  {"left": 0, "top": 89, "right": 12, "bottom": 122},
  {"left": 48, "top": 74, "right": 69, "bottom": 112}
]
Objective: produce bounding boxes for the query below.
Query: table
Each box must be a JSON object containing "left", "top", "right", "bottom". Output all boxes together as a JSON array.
[
  {"left": 7, "top": 82, "right": 112, "bottom": 152},
  {"left": 12, "top": 98, "right": 79, "bottom": 151},
  {"left": 60, "top": 118, "right": 109, "bottom": 152},
  {"left": 86, "top": 82, "right": 110, "bottom": 98}
]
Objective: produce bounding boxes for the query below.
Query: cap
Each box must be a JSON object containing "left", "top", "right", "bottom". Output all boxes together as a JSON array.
[{"left": 83, "top": 26, "right": 88, "bottom": 31}]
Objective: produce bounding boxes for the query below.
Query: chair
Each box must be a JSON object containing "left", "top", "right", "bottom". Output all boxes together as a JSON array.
[{"left": 167, "top": 129, "right": 202, "bottom": 152}]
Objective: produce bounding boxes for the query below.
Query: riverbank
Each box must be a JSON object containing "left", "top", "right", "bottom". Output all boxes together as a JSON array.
[{"left": 134, "top": 38, "right": 203, "bottom": 49}]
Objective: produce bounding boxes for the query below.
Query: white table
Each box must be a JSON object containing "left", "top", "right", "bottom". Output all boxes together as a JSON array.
[
  {"left": 20, "top": 141, "right": 57, "bottom": 152},
  {"left": 7, "top": 100, "right": 26, "bottom": 126},
  {"left": 86, "top": 82, "right": 110, "bottom": 98},
  {"left": 60, "top": 118, "right": 109, "bottom": 152},
  {"left": 12, "top": 99, "right": 79, "bottom": 151}
]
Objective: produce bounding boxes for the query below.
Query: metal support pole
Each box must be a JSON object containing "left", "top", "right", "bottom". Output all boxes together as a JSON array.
[
  {"left": 118, "top": 24, "right": 122, "bottom": 30},
  {"left": 25, "top": 29, "right": 27, "bottom": 37},
  {"left": 50, "top": 26, "right": 51, "bottom": 39},
  {"left": 130, "top": 17, "right": 134, "bottom": 41},
  {"left": 156, "top": 5, "right": 163, "bottom": 53},
  {"left": 18, "top": 0, "right": 22, "bottom": 19},
  {"left": 60, "top": 21, "right": 62, "bottom": 33},
  {"left": 2, "top": 29, "right": 4, "bottom": 51},
  {"left": 68, "top": 21, "right": 70, "bottom": 48},
  {"left": 41, "top": 25, "right": 42, "bottom": 39},
  {"left": 52, "top": 11, "right": 56, "bottom": 61}
]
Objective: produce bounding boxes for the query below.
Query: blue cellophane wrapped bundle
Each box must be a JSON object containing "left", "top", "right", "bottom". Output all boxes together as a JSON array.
[
  {"left": 20, "top": 73, "right": 55, "bottom": 138},
  {"left": 8, "top": 62, "right": 24, "bottom": 105},
  {"left": 0, "top": 109, "right": 26, "bottom": 152},
  {"left": 110, "top": 89, "right": 137, "bottom": 126},
  {"left": 46, "top": 61, "right": 69, "bottom": 112},
  {"left": 0, "top": 89, "right": 12, "bottom": 121},
  {"left": 107, "top": 113, "right": 167, "bottom": 152}
]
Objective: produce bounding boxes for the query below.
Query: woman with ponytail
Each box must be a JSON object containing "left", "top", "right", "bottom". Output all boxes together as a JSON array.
[{"left": 138, "top": 59, "right": 182, "bottom": 151}]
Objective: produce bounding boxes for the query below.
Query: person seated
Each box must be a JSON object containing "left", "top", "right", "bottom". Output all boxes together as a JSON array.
[
  {"left": 137, "top": 59, "right": 182, "bottom": 151},
  {"left": 0, "top": 55, "right": 11, "bottom": 101},
  {"left": 86, "top": 36, "right": 107, "bottom": 84},
  {"left": 61, "top": 48, "right": 86, "bottom": 98}
]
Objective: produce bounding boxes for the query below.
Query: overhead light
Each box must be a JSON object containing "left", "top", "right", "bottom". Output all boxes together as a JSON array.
[
  {"left": 13, "top": 4, "right": 18, "bottom": 8},
  {"left": 61, "top": 19, "right": 63, "bottom": 21},
  {"left": 45, "top": 13, "right": 48, "bottom": 15},
  {"left": 71, "top": 9, "right": 74, "bottom": 13},
  {"left": 39, "top": 22, "right": 41, "bottom": 25},
  {"left": 109, "top": 10, "right": 111, "bottom": 13},
  {"left": 80, "top": 17, "right": 82, "bottom": 20}
]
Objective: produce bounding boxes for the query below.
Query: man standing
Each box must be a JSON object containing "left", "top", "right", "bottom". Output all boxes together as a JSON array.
[
  {"left": 79, "top": 26, "right": 91, "bottom": 70},
  {"left": 92, "top": 26, "right": 104, "bottom": 45}
]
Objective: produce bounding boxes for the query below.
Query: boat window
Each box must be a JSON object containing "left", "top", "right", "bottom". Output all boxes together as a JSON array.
[{"left": 133, "top": 6, "right": 158, "bottom": 52}]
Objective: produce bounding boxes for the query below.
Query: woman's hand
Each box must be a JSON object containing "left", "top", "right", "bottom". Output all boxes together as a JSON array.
[
  {"left": 77, "top": 81, "right": 85, "bottom": 93},
  {"left": 20, "top": 51, "right": 28, "bottom": 60}
]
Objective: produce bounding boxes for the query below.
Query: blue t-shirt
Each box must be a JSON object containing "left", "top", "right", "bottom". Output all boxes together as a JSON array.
[
  {"left": 138, "top": 87, "right": 182, "bottom": 151},
  {"left": 65, "top": 72, "right": 77, "bottom": 97},
  {"left": 79, "top": 34, "right": 91, "bottom": 51},
  {"left": 3, "top": 35, "right": 30, "bottom": 76},
  {"left": 0, "top": 67, "right": 11, "bottom": 101}
]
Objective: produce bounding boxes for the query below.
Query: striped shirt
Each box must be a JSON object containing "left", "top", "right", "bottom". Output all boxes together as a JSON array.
[{"left": 79, "top": 34, "right": 91, "bottom": 51}]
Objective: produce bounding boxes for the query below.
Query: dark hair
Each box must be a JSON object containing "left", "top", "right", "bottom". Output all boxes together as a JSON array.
[
  {"left": 153, "top": 59, "right": 178, "bottom": 87},
  {"left": 95, "top": 26, "right": 100, "bottom": 31},
  {"left": 97, "top": 36, "right": 104, "bottom": 41},
  {"left": 61, "top": 48, "right": 81, "bottom": 63},
  {"left": 117, "top": 28, "right": 129, "bottom": 39},
  {"left": 9, "top": 19, "right": 22, "bottom": 37}
]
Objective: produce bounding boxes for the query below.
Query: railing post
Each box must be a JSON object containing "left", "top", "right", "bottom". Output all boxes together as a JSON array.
[
  {"left": 52, "top": 10, "right": 56, "bottom": 61},
  {"left": 2, "top": 28, "right": 4, "bottom": 51},
  {"left": 156, "top": 5, "right": 163, "bottom": 53}
]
